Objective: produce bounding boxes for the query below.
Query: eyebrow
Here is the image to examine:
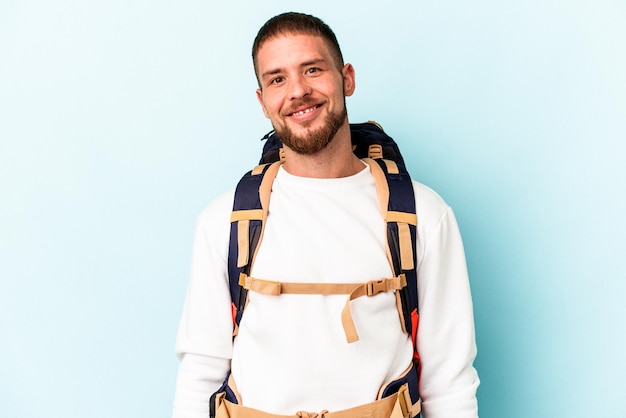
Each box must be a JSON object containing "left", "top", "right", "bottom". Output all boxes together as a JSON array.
[{"left": 260, "top": 58, "right": 328, "bottom": 81}]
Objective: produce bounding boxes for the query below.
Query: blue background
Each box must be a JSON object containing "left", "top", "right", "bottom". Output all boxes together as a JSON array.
[{"left": 1, "top": 1, "right": 624, "bottom": 417}]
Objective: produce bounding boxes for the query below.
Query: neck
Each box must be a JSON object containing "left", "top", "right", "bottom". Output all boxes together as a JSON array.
[{"left": 281, "top": 123, "right": 363, "bottom": 178}]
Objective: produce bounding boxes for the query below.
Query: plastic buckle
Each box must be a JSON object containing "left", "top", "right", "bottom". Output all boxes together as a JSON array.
[
  {"left": 397, "top": 384, "right": 412, "bottom": 418},
  {"left": 366, "top": 279, "right": 387, "bottom": 296},
  {"left": 368, "top": 144, "right": 384, "bottom": 159},
  {"left": 296, "top": 410, "right": 328, "bottom": 418}
]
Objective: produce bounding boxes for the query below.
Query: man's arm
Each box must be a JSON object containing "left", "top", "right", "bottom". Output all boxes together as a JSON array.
[
  {"left": 414, "top": 185, "right": 479, "bottom": 418},
  {"left": 173, "top": 354, "right": 230, "bottom": 417},
  {"left": 173, "top": 192, "right": 235, "bottom": 418}
]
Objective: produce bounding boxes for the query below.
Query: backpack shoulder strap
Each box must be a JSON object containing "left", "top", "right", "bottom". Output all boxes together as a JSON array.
[
  {"left": 363, "top": 157, "right": 420, "bottom": 366},
  {"left": 227, "top": 161, "right": 281, "bottom": 334}
]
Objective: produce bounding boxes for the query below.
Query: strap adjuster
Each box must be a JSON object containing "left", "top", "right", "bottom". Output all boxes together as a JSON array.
[
  {"left": 367, "top": 144, "right": 384, "bottom": 159},
  {"left": 366, "top": 279, "right": 388, "bottom": 296},
  {"left": 397, "top": 383, "right": 412, "bottom": 417}
]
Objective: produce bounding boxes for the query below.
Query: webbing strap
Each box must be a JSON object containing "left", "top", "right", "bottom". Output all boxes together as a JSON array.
[
  {"left": 383, "top": 159, "right": 399, "bottom": 175},
  {"left": 364, "top": 159, "right": 417, "bottom": 272},
  {"left": 363, "top": 158, "right": 390, "bottom": 223},
  {"left": 236, "top": 219, "right": 250, "bottom": 267},
  {"left": 259, "top": 162, "right": 280, "bottom": 216},
  {"left": 387, "top": 211, "right": 417, "bottom": 225},
  {"left": 341, "top": 275, "right": 407, "bottom": 343},
  {"left": 231, "top": 210, "right": 264, "bottom": 222},
  {"left": 231, "top": 211, "right": 264, "bottom": 268},
  {"left": 251, "top": 163, "right": 268, "bottom": 176},
  {"left": 239, "top": 274, "right": 407, "bottom": 343},
  {"left": 239, "top": 274, "right": 371, "bottom": 295},
  {"left": 214, "top": 383, "right": 419, "bottom": 418},
  {"left": 397, "top": 222, "right": 414, "bottom": 271},
  {"left": 231, "top": 162, "right": 282, "bottom": 270}
]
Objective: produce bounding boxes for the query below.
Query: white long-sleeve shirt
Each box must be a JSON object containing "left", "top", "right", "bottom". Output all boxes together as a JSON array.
[{"left": 173, "top": 163, "right": 479, "bottom": 417}]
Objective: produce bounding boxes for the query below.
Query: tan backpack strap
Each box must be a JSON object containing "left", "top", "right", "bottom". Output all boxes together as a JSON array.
[
  {"left": 387, "top": 212, "right": 417, "bottom": 271},
  {"left": 247, "top": 160, "right": 280, "bottom": 273},
  {"left": 341, "top": 274, "right": 407, "bottom": 343},
  {"left": 230, "top": 210, "right": 263, "bottom": 268},
  {"left": 219, "top": 381, "right": 417, "bottom": 417},
  {"left": 230, "top": 162, "right": 282, "bottom": 269},
  {"left": 239, "top": 273, "right": 407, "bottom": 343},
  {"left": 239, "top": 274, "right": 363, "bottom": 295},
  {"left": 363, "top": 158, "right": 417, "bottom": 272},
  {"left": 251, "top": 163, "right": 268, "bottom": 176},
  {"left": 259, "top": 162, "right": 281, "bottom": 218},
  {"left": 382, "top": 159, "right": 399, "bottom": 175},
  {"left": 363, "top": 158, "right": 390, "bottom": 223}
]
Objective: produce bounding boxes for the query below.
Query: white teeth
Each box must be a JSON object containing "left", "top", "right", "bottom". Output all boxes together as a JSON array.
[{"left": 292, "top": 106, "right": 316, "bottom": 116}]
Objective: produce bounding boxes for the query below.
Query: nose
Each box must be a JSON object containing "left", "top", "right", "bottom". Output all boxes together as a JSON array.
[{"left": 288, "top": 75, "right": 311, "bottom": 99}]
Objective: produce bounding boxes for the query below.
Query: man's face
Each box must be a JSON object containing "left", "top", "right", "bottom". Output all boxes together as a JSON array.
[{"left": 255, "top": 33, "right": 355, "bottom": 155}]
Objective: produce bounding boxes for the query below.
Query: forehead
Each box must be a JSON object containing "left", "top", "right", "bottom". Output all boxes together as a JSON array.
[{"left": 256, "top": 33, "right": 337, "bottom": 71}]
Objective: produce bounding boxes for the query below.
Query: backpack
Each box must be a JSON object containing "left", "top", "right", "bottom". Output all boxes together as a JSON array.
[{"left": 213, "top": 121, "right": 421, "bottom": 416}]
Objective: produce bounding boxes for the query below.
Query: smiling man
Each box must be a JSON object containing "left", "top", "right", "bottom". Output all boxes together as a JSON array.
[
  {"left": 173, "top": 12, "right": 479, "bottom": 418},
  {"left": 255, "top": 31, "right": 360, "bottom": 178}
]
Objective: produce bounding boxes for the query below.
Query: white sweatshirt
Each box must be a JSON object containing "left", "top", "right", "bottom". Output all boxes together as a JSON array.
[{"left": 173, "top": 164, "right": 479, "bottom": 417}]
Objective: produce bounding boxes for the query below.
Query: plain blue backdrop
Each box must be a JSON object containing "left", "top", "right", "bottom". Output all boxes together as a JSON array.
[{"left": 1, "top": 1, "right": 624, "bottom": 417}]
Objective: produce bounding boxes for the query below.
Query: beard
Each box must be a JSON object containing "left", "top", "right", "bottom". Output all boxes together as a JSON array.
[{"left": 274, "top": 101, "right": 348, "bottom": 155}]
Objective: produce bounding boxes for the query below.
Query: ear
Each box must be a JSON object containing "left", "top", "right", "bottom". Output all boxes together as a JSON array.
[
  {"left": 342, "top": 63, "right": 356, "bottom": 97},
  {"left": 256, "top": 88, "right": 270, "bottom": 118}
]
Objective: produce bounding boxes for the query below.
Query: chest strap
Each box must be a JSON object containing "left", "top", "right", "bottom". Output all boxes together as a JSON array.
[{"left": 239, "top": 273, "right": 407, "bottom": 343}]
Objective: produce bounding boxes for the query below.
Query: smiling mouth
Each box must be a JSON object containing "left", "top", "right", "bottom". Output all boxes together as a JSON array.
[{"left": 288, "top": 105, "right": 321, "bottom": 117}]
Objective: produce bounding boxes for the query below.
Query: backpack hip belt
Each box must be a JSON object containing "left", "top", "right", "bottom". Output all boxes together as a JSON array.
[{"left": 212, "top": 364, "right": 421, "bottom": 418}]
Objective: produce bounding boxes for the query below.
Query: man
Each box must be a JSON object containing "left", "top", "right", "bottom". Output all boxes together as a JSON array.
[{"left": 173, "top": 12, "right": 479, "bottom": 418}]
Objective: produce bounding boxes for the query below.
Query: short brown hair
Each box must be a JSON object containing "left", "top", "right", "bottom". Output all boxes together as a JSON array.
[{"left": 252, "top": 12, "right": 345, "bottom": 82}]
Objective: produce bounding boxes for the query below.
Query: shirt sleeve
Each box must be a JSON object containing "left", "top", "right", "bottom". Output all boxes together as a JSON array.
[
  {"left": 414, "top": 189, "right": 480, "bottom": 417},
  {"left": 172, "top": 191, "right": 235, "bottom": 418},
  {"left": 172, "top": 354, "right": 230, "bottom": 418}
]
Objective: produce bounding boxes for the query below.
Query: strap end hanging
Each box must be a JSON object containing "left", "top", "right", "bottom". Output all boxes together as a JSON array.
[
  {"left": 398, "top": 222, "right": 414, "bottom": 271},
  {"left": 341, "top": 301, "right": 360, "bottom": 343},
  {"left": 236, "top": 220, "right": 250, "bottom": 268}
]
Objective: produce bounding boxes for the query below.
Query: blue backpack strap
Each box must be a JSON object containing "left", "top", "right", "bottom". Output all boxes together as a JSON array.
[
  {"left": 217, "top": 162, "right": 279, "bottom": 413},
  {"left": 363, "top": 157, "right": 420, "bottom": 365},
  {"left": 350, "top": 123, "right": 419, "bottom": 361},
  {"left": 227, "top": 161, "right": 281, "bottom": 333},
  {"left": 364, "top": 157, "right": 421, "bottom": 413}
]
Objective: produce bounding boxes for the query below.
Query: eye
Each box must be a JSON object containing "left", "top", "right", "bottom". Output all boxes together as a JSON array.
[
  {"left": 267, "top": 75, "right": 285, "bottom": 86},
  {"left": 305, "top": 67, "right": 321, "bottom": 75}
]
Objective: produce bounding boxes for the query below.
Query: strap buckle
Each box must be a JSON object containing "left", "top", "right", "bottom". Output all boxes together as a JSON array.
[
  {"left": 397, "top": 383, "right": 412, "bottom": 418},
  {"left": 368, "top": 144, "right": 384, "bottom": 159},
  {"left": 296, "top": 410, "right": 328, "bottom": 418},
  {"left": 366, "top": 279, "right": 388, "bottom": 296}
]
